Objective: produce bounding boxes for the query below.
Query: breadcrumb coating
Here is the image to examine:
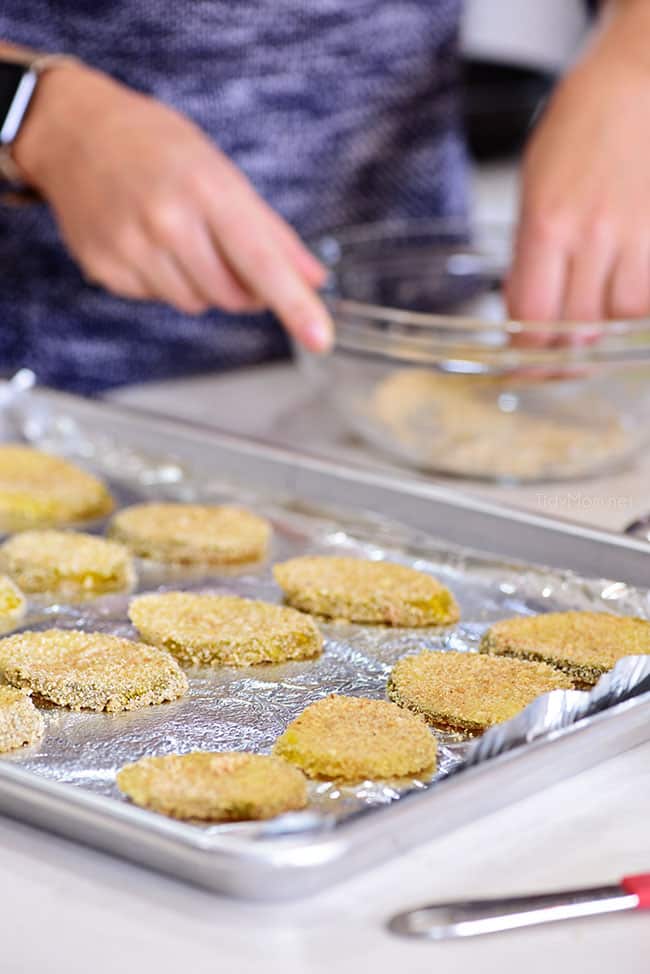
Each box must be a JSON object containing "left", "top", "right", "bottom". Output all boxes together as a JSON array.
[
  {"left": 387, "top": 650, "right": 572, "bottom": 734},
  {"left": 0, "top": 530, "right": 136, "bottom": 598},
  {"left": 0, "top": 629, "right": 188, "bottom": 712},
  {"left": 117, "top": 751, "right": 308, "bottom": 821},
  {"left": 480, "top": 611, "right": 650, "bottom": 686},
  {"left": 109, "top": 502, "right": 270, "bottom": 564},
  {"left": 129, "top": 591, "right": 323, "bottom": 667},
  {"left": 273, "top": 694, "right": 437, "bottom": 780},
  {"left": 273, "top": 555, "right": 459, "bottom": 626},
  {"left": 0, "top": 445, "right": 113, "bottom": 531},
  {"left": 0, "top": 574, "right": 26, "bottom": 633},
  {"left": 0, "top": 686, "right": 44, "bottom": 752},
  {"left": 372, "top": 369, "right": 628, "bottom": 481}
]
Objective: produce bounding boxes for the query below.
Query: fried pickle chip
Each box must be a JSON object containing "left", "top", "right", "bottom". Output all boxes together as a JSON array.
[
  {"left": 109, "top": 502, "right": 270, "bottom": 564},
  {"left": 0, "top": 629, "right": 188, "bottom": 712},
  {"left": 0, "top": 574, "right": 26, "bottom": 633},
  {"left": 273, "top": 555, "right": 459, "bottom": 626},
  {"left": 480, "top": 611, "right": 650, "bottom": 686},
  {"left": 129, "top": 591, "right": 323, "bottom": 667},
  {"left": 273, "top": 694, "right": 437, "bottom": 780},
  {"left": 0, "top": 530, "right": 136, "bottom": 598},
  {"left": 117, "top": 751, "right": 308, "bottom": 821},
  {"left": 0, "top": 686, "right": 44, "bottom": 752},
  {"left": 0, "top": 445, "right": 113, "bottom": 531},
  {"left": 387, "top": 650, "right": 572, "bottom": 735}
]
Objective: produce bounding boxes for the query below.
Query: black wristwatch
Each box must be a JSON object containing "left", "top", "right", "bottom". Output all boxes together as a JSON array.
[{"left": 0, "top": 53, "right": 77, "bottom": 197}]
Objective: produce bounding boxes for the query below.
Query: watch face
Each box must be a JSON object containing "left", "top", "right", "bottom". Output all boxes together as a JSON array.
[{"left": 0, "top": 62, "right": 37, "bottom": 145}]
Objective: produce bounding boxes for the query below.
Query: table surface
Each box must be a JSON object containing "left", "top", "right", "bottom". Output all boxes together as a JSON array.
[{"left": 3, "top": 363, "right": 650, "bottom": 972}]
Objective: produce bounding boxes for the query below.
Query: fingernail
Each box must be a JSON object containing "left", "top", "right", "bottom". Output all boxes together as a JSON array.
[{"left": 303, "top": 318, "right": 334, "bottom": 353}]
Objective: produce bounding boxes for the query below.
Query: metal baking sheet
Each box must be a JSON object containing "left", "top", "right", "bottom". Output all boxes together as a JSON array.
[{"left": 0, "top": 377, "right": 650, "bottom": 900}]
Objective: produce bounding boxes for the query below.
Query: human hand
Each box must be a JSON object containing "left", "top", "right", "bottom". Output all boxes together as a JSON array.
[
  {"left": 13, "top": 62, "right": 333, "bottom": 351},
  {"left": 507, "top": 0, "right": 650, "bottom": 337}
]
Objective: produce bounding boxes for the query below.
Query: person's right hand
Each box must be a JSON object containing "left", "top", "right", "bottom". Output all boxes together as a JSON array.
[{"left": 13, "top": 61, "right": 333, "bottom": 351}]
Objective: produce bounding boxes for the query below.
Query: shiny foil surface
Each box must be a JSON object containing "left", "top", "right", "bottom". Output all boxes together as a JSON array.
[{"left": 2, "top": 373, "right": 650, "bottom": 840}]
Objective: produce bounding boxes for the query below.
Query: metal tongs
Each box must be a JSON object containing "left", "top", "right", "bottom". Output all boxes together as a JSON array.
[{"left": 388, "top": 873, "right": 650, "bottom": 940}]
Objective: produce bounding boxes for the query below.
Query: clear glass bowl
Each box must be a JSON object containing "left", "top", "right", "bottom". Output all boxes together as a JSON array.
[{"left": 300, "top": 219, "right": 650, "bottom": 483}]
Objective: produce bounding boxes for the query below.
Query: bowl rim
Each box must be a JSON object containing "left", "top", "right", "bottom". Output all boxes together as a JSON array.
[
  {"left": 313, "top": 217, "right": 650, "bottom": 338},
  {"left": 311, "top": 218, "right": 650, "bottom": 373}
]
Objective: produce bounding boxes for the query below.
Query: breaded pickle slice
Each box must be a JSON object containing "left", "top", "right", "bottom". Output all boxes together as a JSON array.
[
  {"left": 387, "top": 650, "right": 572, "bottom": 735},
  {"left": 273, "top": 555, "right": 459, "bottom": 626},
  {"left": 0, "top": 686, "right": 44, "bottom": 752},
  {"left": 109, "top": 502, "right": 270, "bottom": 564},
  {"left": 480, "top": 611, "right": 650, "bottom": 686},
  {"left": 0, "top": 629, "right": 188, "bottom": 712},
  {"left": 0, "top": 445, "right": 113, "bottom": 531},
  {"left": 0, "top": 530, "right": 136, "bottom": 598},
  {"left": 117, "top": 751, "right": 308, "bottom": 821},
  {"left": 273, "top": 694, "right": 437, "bottom": 780},
  {"left": 129, "top": 591, "right": 323, "bottom": 667},
  {"left": 0, "top": 574, "right": 26, "bottom": 633}
]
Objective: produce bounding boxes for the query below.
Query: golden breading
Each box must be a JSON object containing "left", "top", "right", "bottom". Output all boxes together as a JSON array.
[
  {"left": 371, "top": 369, "right": 628, "bottom": 481},
  {"left": 117, "top": 751, "right": 308, "bottom": 821},
  {"left": 0, "top": 574, "right": 26, "bottom": 633},
  {"left": 0, "top": 445, "right": 113, "bottom": 531},
  {"left": 0, "top": 530, "right": 136, "bottom": 598},
  {"left": 273, "top": 694, "right": 437, "bottom": 780},
  {"left": 109, "top": 502, "right": 270, "bottom": 564},
  {"left": 129, "top": 591, "right": 323, "bottom": 667},
  {"left": 480, "top": 611, "right": 650, "bottom": 686},
  {"left": 0, "top": 686, "right": 44, "bottom": 752},
  {"left": 387, "top": 650, "right": 572, "bottom": 735},
  {"left": 0, "top": 629, "right": 188, "bottom": 712},
  {"left": 273, "top": 555, "right": 459, "bottom": 626}
]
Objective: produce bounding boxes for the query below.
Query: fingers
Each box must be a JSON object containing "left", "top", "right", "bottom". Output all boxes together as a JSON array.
[
  {"left": 82, "top": 253, "right": 154, "bottom": 302},
  {"left": 137, "top": 249, "right": 209, "bottom": 315},
  {"left": 506, "top": 215, "right": 569, "bottom": 347},
  {"left": 174, "top": 220, "right": 263, "bottom": 313},
  {"left": 562, "top": 230, "right": 615, "bottom": 324},
  {"left": 73, "top": 134, "right": 331, "bottom": 341},
  {"left": 606, "top": 237, "right": 650, "bottom": 319},
  {"left": 261, "top": 204, "right": 328, "bottom": 288},
  {"left": 207, "top": 193, "right": 334, "bottom": 351},
  {"left": 509, "top": 210, "right": 650, "bottom": 348},
  {"left": 557, "top": 228, "right": 615, "bottom": 345}
]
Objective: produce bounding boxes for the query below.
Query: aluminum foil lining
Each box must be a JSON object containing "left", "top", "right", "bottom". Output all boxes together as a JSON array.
[{"left": 1, "top": 371, "right": 650, "bottom": 838}]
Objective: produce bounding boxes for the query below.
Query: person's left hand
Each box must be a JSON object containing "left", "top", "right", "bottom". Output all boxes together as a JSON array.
[{"left": 507, "top": 0, "right": 650, "bottom": 330}]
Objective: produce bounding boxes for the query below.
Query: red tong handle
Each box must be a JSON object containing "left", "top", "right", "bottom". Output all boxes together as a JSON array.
[{"left": 621, "top": 873, "right": 650, "bottom": 909}]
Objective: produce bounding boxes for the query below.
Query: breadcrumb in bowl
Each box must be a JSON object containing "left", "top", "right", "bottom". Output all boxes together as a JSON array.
[
  {"left": 117, "top": 751, "right": 308, "bottom": 821},
  {"left": 0, "top": 445, "right": 113, "bottom": 531},
  {"left": 480, "top": 611, "right": 650, "bottom": 687},
  {"left": 0, "top": 529, "right": 136, "bottom": 598},
  {"left": 129, "top": 591, "right": 323, "bottom": 667},
  {"left": 387, "top": 650, "right": 572, "bottom": 735},
  {"left": 273, "top": 555, "right": 459, "bottom": 626},
  {"left": 109, "top": 502, "right": 271, "bottom": 565},
  {"left": 0, "top": 686, "right": 44, "bottom": 752},
  {"left": 0, "top": 629, "right": 188, "bottom": 712},
  {"left": 273, "top": 694, "right": 437, "bottom": 781}
]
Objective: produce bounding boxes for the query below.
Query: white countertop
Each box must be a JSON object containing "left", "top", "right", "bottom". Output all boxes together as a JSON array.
[{"left": 2, "top": 741, "right": 650, "bottom": 973}]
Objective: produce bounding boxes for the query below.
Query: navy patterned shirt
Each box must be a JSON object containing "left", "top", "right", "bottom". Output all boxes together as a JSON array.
[{"left": 0, "top": 2, "right": 467, "bottom": 393}]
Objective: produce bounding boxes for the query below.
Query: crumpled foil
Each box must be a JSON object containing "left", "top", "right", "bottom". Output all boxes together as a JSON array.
[{"left": 2, "top": 371, "right": 650, "bottom": 838}]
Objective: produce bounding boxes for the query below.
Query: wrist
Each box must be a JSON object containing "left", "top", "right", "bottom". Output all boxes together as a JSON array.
[{"left": 11, "top": 58, "right": 96, "bottom": 189}]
